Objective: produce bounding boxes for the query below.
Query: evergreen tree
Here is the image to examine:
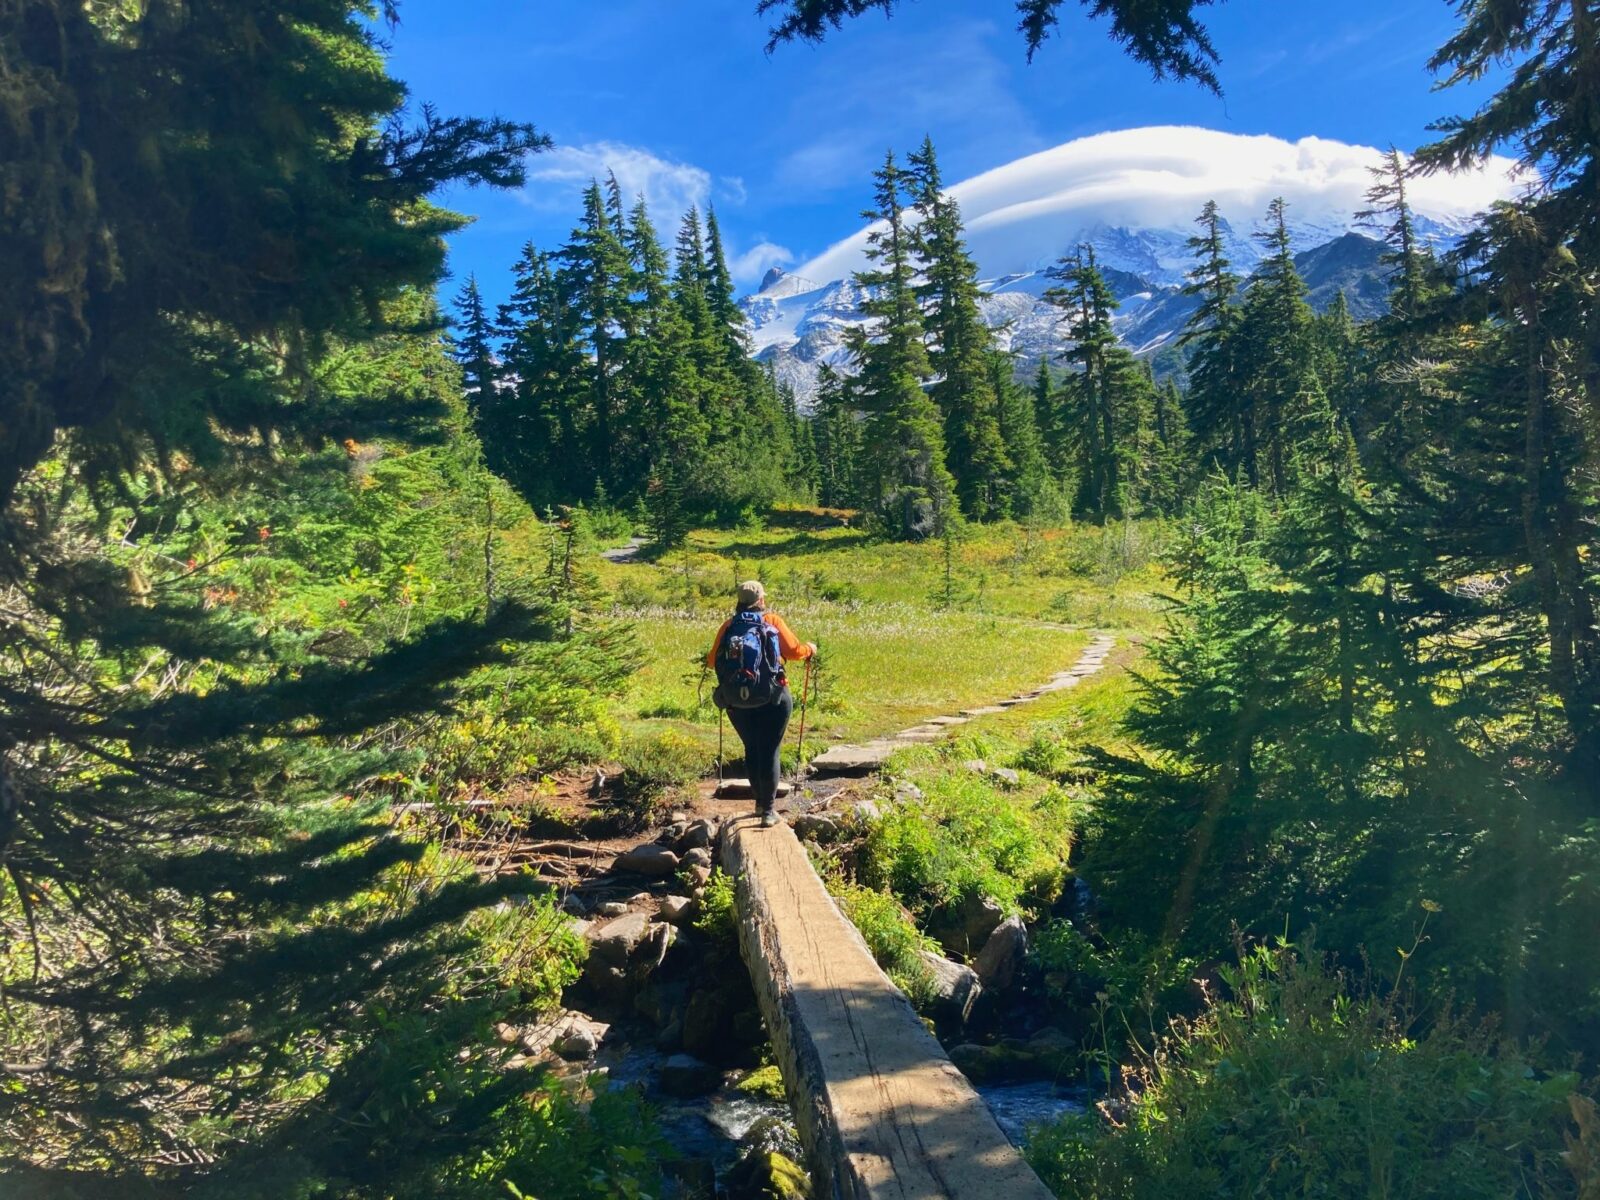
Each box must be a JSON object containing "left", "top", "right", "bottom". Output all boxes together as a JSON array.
[
  {"left": 559, "top": 180, "right": 632, "bottom": 497},
  {"left": 846, "top": 151, "right": 956, "bottom": 538},
  {"left": 992, "top": 350, "right": 1060, "bottom": 518},
  {"left": 1046, "top": 247, "right": 1140, "bottom": 517},
  {"left": 1179, "top": 200, "right": 1248, "bottom": 479},
  {"left": 908, "top": 137, "right": 1011, "bottom": 520},
  {"left": 0, "top": 0, "right": 559, "bottom": 1179},
  {"left": 1232, "top": 197, "right": 1327, "bottom": 495},
  {"left": 451, "top": 274, "right": 498, "bottom": 419},
  {"left": 812, "top": 364, "right": 862, "bottom": 509}
]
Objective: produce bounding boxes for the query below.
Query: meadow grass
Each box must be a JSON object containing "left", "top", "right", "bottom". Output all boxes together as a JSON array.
[{"left": 596, "top": 513, "right": 1167, "bottom": 752}]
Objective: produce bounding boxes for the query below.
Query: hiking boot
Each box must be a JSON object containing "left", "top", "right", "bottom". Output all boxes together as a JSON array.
[{"left": 759, "top": 808, "right": 780, "bottom": 829}]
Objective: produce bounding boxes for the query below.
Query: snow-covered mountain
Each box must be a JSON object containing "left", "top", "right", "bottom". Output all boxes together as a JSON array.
[{"left": 739, "top": 127, "right": 1516, "bottom": 408}]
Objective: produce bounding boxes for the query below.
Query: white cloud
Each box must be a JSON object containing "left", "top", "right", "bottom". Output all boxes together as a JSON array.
[
  {"left": 796, "top": 126, "right": 1523, "bottom": 282},
  {"left": 729, "top": 241, "right": 795, "bottom": 286},
  {"left": 521, "top": 141, "right": 712, "bottom": 229}
]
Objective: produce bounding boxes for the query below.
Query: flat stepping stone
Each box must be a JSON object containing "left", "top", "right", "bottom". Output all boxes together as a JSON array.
[
  {"left": 924, "top": 715, "right": 969, "bottom": 727},
  {"left": 810, "top": 742, "right": 897, "bottom": 776},
  {"left": 959, "top": 706, "right": 1006, "bottom": 717},
  {"left": 714, "top": 778, "right": 794, "bottom": 800}
]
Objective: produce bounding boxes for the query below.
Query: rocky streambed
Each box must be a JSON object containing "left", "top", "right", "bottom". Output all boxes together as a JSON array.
[{"left": 529, "top": 804, "right": 1086, "bottom": 1194}]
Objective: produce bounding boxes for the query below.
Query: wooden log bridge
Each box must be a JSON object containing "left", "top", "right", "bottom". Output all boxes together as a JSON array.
[{"left": 721, "top": 814, "right": 1056, "bottom": 1199}]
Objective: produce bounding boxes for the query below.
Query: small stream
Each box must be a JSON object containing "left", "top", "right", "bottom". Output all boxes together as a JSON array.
[
  {"left": 597, "top": 1041, "right": 791, "bottom": 1173},
  {"left": 597, "top": 1039, "right": 1084, "bottom": 1174}
]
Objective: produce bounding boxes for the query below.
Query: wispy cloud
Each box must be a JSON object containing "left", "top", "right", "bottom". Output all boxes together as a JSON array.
[
  {"left": 728, "top": 241, "right": 794, "bottom": 285},
  {"left": 520, "top": 141, "right": 713, "bottom": 229},
  {"left": 771, "top": 20, "right": 1041, "bottom": 197}
]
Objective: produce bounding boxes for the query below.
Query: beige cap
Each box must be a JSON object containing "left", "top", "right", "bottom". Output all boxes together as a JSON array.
[{"left": 736, "top": 579, "right": 766, "bottom": 609}]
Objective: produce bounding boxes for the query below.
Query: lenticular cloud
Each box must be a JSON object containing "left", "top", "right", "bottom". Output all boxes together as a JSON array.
[{"left": 796, "top": 126, "right": 1523, "bottom": 282}]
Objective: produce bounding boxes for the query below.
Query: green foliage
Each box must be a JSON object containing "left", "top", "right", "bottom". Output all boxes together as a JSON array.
[
  {"left": 859, "top": 769, "right": 1075, "bottom": 916},
  {"left": 458, "top": 1078, "right": 668, "bottom": 1200},
  {"left": 1026, "top": 943, "right": 1586, "bottom": 1200},
  {"left": 830, "top": 880, "right": 940, "bottom": 1005},
  {"left": 736, "top": 1064, "right": 789, "bottom": 1102},
  {"left": 603, "top": 731, "right": 707, "bottom": 832}
]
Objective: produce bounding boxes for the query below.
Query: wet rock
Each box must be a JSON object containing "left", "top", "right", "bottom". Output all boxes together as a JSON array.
[
  {"left": 792, "top": 813, "right": 838, "bottom": 842},
  {"left": 927, "top": 892, "right": 1005, "bottom": 957},
  {"left": 739, "top": 1114, "right": 803, "bottom": 1161},
  {"left": 680, "top": 845, "right": 714, "bottom": 871},
  {"left": 726, "top": 1148, "right": 811, "bottom": 1199},
  {"left": 735, "top": 1064, "right": 787, "bottom": 1102},
  {"left": 655, "top": 1016, "right": 684, "bottom": 1052},
  {"left": 659, "top": 895, "right": 695, "bottom": 924},
  {"left": 974, "top": 915, "right": 1027, "bottom": 990},
  {"left": 677, "top": 818, "right": 719, "bottom": 851},
  {"left": 947, "top": 1031, "right": 1075, "bottom": 1085},
  {"left": 657, "top": 1052, "right": 720, "bottom": 1098},
  {"left": 916, "top": 949, "right": 982, "bottom": 1026},
  {"left": 616, "top": 842, "right": 680, "bottom": 877}
]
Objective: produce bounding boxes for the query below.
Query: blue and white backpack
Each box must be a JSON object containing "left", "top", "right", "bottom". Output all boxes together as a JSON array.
[{"left": 712, "top": 611, "right": 785, "bottom": 709}]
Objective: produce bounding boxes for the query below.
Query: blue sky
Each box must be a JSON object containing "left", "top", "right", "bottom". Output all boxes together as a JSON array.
[{"left": 381, "top": 0, "right": 1502, "bottom": 308}]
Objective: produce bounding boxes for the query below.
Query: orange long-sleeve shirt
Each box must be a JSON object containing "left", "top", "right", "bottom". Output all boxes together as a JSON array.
[{"left": 705, "top": 610, "right": 813, "bottom": 668}]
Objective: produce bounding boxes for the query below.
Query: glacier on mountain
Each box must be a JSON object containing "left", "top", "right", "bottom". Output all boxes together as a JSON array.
[{"left": 741, "top": 127, "right": 1518, "bottom": 409}]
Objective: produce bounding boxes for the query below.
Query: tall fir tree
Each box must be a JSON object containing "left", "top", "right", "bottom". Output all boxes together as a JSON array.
[
  {"left": 908, "top": 137, "right": 1012, "bottom": 520},
  {"left": 559, "top": 180, "right": 632, "bottom": 497},
  {"left": 1179, "top": 199, "right": 1248, "bottom": 480},
  {"left": 846, "top": 151, "right": 956, "bottom": 538}
]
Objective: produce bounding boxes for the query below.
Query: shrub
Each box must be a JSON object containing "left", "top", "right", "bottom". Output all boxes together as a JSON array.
[
  {"left": 859, "top": 772, "right": 1074, "bottom": 917},
  {"left": 603, "top": 731, "right": 706, "bottom": 832},
  {"left": 830, "top": 881, "right": 939, "bottom": 1006},
  {"left": 1026, "top": 943, "right": 1586, "bottom": 1200}
]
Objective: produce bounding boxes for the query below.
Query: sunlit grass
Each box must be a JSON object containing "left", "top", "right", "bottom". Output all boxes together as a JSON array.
[{"left": 596, "top": 512, "right": 1168, "bottom": 752}]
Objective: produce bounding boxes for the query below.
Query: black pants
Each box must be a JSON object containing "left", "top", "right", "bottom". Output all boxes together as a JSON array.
[{"left": 728, "top": 687, "right": 792, "bottom": 810}]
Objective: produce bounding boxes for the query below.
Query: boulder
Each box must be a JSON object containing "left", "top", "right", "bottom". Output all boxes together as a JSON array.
[
  {"left": 847, "top": 798, "right": 881, "bottom": 824},
  {"left": 559, "top": 893, "right": 588, "bottom": 915},
  {"left": 594, "top": 900, "right": 629, "bottom": 918},
  {"left": 927, "top": 892, "right": 1005, "bottom": 957},
  {"left": 680, "top": 845, "right": 713, "bottom": 871},
  {"left": 891, "top": 781, "right": 923, "bottom": 802},
  {"left": 553, "top": 1021, "right": 600, "bottom": 1061},
  {"left": 915, "top": 949, "right": 982, "bottom": 1026},
  {"left": 726, "top": 1149, "right": 811, "bottom": 1200},
  {"left": 677, "top": 818, "right": 719, "bottom": 851},
  {"left": 659, "top": 895, "right": 695, "bottom": 925},
  {"left": 586, "top": 911, "right": 652, "bottom": 967},
  {"left": 657, "top": 821, "right": 689, "bottom": 847},
  {"left": 636, "top": 921, "right": 678, "bottom": 974},
  {"left": 989, "top": 767, "right": 1021, "bottom": 788},
  {"left": 657, "top": 1052, "right": 720, "bottom": 1098},
  {"left": 685, "top": 864, "right": 712, "bottom": 891},
  {"left": 974, "top": 915, "right": 1028, "bottom": 990},
  {"left": 615, "top": 842, "right": 680, "bottom": 877},
  {"left": 739, "top": 1114, "right": 804, "bottom": 1162},
  {"left": 792, "top": 812, "right": 838, "bottom": 842}
]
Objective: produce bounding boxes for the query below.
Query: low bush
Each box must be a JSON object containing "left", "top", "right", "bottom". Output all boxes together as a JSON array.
[
  {"left": 603, "top": 731, "right": 706, "bottom": 832},
  {"left": 1025, "top": 942, "right": 1587, "bottom": 1200},
  {"left": 859, "top": 771, "right": 1074, "bottom": 917},
  {"left": 830, "top": 880, "right": 940, "bottom": 1006}
]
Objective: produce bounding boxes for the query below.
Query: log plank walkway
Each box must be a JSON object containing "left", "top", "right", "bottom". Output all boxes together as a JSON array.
[{"left": 721, "top": 813, "right": 1057, "bottom": 1200}]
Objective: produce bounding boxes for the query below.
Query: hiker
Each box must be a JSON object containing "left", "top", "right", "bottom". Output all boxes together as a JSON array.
[{"left": 708, "top": 580, "right": 815, "bottom": 827}]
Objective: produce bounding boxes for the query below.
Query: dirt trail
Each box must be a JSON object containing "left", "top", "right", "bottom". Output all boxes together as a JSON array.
[{"left": 807, "top": 631, "right": 1116, "bottom": 776}]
